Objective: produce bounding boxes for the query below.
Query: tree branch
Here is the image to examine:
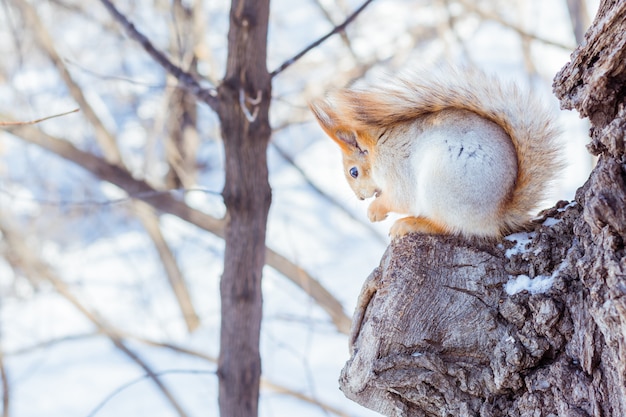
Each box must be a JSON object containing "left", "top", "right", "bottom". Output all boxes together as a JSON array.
[
  {"left": 13, "top": 0, "right": 123, "bottom": 164},
  {"left": 10, "top": 3, "right": 202, "bottom": 329},
  {"left": 3, "top": 330, "right": 351, "bottom": 417},
  {"left": 0, "top": 216, "right": 190, "bottom": 417},
  {"left": 97, "top": 0, "right": 219, "bottom": 110},
  {"left": 0, "top": 109, "right": 203, "bottom": 333},
  {"left": 270, "top": 0, "right": 376, "bottom": 78},
  {"left": 311, "top": 0, "right": 359, "bottom": 61},
  {"left": 458, "top": 0, "right": 576, "bottom": 51},
  {"left": 86, "top": 369, "right": 214, "bottom": 417},
  {"left": 270, "top": 140, "right": 386, "bottom": 244},
  {"left": 0, "top": 108, "right": 79, "bottom": 127},
  {"left": 4, "top": 125, "right": 351, "bottom": 334},
  {"left": 121, "top": 333, "right": 352, "bottom": 417},
  {"left": 133, "top": 201, "right": 201, "bottom": 332}
]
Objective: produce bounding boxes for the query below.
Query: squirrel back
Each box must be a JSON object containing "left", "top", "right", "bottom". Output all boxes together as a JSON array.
[{"left": 311, "top": 64, "right": 563, "bottom": 238}]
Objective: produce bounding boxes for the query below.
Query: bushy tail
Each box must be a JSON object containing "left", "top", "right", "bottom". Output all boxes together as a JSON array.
[{"left": 329, "top": 64, "right": 564, "bottom": 234}]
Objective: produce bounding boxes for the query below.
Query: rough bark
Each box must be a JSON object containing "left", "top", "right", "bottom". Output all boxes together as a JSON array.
[
  {"left": 339, "top": 0, "right": 626, "bottom": 416},
  {"left": 216, "top": 1, "right": 272, "bottom": 417}
]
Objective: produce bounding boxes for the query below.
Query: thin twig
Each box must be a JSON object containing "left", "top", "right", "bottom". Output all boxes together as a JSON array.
[
  {"left": 312, "top": 0, "right": 358, "bottom": 61},
  {"left": 459, "top": 0, "right": 576, "bottom": 51},
  {"left": 0, "top": 217, "right": 190, "bottom": 417},
  {"left": 270, "top": 0, "right": 376, "bottom": 77},
  {"left": 133, "top": 201, "right": 200, "bottom": 332},
  {"left": 2, "top": 0, "right": 25, "bottom": 68},
  {"left": 121, "top": 334, "right": 351, "bottom": 417},
  {"left": 13, "top": 0, "right": 123, "bottom": 164},
  {"left": 270, "top": 140, "right": 386, "bottom": 245},
  {"left": 16, "top": 1, "right": 200, "bottom": 330},
  {"left": 86, "top": 369, "right": 214, "bottom": 417},
  {"left": 64, "top": 58, "right": 170, "bottom": 87},
  {"left": 0, "top": 186, "right": 221, "bottom": 208},
  {"left": 4, "top": 329, "right": 350, "bottom": 417},
  {"left": 0, "top": 109, "right": 79, "bottom": 127},
  {"left": 97, "top": 0, "right": 218, "bottom": 110},
  {"left": 4, "top": 333, "right": 98, "bottom": 356},
  {"left": 5, "top": 125, "right": 351, "bottom": 334}
]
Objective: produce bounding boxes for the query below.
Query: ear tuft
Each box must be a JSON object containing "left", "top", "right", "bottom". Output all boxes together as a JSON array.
[
  {"left": 309, "top": 99, "right": 335, "bottom": 131},
  {"left": 310, "top": 98, "right": 358, "bottom": 151}
]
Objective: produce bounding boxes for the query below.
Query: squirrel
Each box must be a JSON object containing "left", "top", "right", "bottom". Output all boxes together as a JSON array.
[{"left": 310, "top": 64, "right": 563, "bottom": 239}]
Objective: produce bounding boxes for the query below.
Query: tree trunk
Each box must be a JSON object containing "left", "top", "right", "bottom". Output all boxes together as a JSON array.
[
  {"left": 216, "top": 1, "right": 272, "bottom": 417},
  {"left": 339, "top": 1, "right": 626, "bottom": 416}
]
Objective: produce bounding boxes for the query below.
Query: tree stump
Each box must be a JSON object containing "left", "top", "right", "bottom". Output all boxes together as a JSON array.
[{"left": 339, "top": 1, "right": 626, "bottom": 415}]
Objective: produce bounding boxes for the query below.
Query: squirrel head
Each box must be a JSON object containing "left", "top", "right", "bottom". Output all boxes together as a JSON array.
[{"left": 310, "top": 98, "right": 381, "bottom": 201}]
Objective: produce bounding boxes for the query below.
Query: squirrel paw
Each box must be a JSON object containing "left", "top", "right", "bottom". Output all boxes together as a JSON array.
[
  {"left": 367, "top": 202, "right": 389, "bottom": 223},
  {"left": 390, "top": 216, "right": 448, "bottom": 239}
]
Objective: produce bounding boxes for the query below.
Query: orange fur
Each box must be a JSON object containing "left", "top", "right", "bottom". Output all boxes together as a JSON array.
[
  {"left": 310, "top": 64, "right": 563, "bottom": 238},
  {"left": 390, "top": 216, "right": 450, "bottom": 237}
]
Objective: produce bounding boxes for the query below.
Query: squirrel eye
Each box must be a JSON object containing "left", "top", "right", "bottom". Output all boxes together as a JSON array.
[{"left": 349, "top": 167, "right": 359, "bottom": 179}]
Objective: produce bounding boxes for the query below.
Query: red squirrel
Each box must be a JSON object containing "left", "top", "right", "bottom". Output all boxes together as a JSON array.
[{"left": 310, "top": 65, "right": 563, "bottom": 239}]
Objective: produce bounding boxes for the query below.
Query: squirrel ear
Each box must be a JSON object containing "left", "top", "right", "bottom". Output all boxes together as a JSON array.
[
  {"left": 310, "top": 99, "right": 359, "bottom": 151},
  {"left": 309, "top": 99, "right": 336, "bottom": 130},
  {"left": 333, "top": 129, "right": 359, "bottom": 149}
]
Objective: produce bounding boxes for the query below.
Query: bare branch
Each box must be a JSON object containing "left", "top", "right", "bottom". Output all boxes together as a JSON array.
[
  {"left": 6, "top": 330, "right": 351, "bottom": 416},
  {"left": 86, "top": 369, "right": 214, "bottom": 417},
  {"left": 12, "top": 2, "right": 202, "bottom": 326},
  {"left": 270, "top": 140, "right": 387, "bottom": 245},
  {"left": 5, "top": 123, "right": 226, "bottom": 234},
  {"left": 4, "top": 125, "right": 351, "bottom": 334},
  {"left": 270, "top": 0, "right": 376, "bottom": 78},
  {"left": 312, "top": 0, "right": 359, "bottom": 61},
  {"left": 13, "top": 0, "right": 123, "bottom": 164},
  {"left": 4, "top": 333, "right": 98, "bottom": 356},
  {"left": 16, "top": 0, "right": 204, "bottom": 335},
  {"left": 0, "top": 108, "right": 79, "bottom": 127},
  {"left": 265, "top": 250, "right": 351, "bottom": 334},
  {"left": 261, "top": 378, "right": 352, "bottom": 417},
  {"left": 459, "top": 0, "right": 576, "bottom": 50},
  {"left": 133, "top": 201, "right": 201, "bottom": 332},
  {"left": 107, "top": 339, "right": 190, "bottom": 417},
  {"left": 124, "top": 334, "right": 352, "bottom": 417},
  {"left": 97, "top": 0, "right": 218, "bottom": 110},
  {"left": 0, "top": 216, "right": 190, "bottom": 417},
  {"left": 0, "top": 186, "right": 220, "bottom": 208}
]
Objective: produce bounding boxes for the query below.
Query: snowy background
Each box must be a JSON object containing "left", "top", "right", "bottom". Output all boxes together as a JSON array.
[{"left": 0, "top": 0, "right": 597, "bottom": 416}]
